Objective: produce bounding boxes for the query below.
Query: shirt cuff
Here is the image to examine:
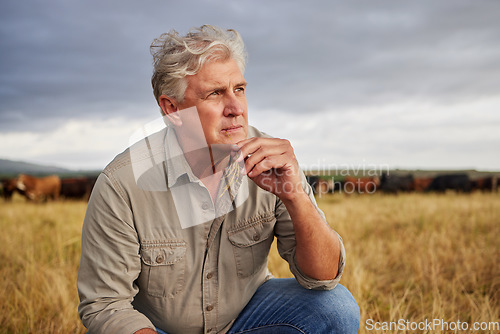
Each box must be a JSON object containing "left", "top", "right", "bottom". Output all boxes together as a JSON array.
[{"left": 84, "top": 305, "right": 156, "bottom": 334}]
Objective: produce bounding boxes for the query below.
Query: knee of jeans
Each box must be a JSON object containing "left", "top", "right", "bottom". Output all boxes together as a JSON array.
[{"left": 308, "top": 284, "right": 360, "bottom": 333}]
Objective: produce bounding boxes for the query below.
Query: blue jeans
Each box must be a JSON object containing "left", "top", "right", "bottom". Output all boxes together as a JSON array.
[{"left": 158, "top": 278, "right": 360, "bottom": 334}]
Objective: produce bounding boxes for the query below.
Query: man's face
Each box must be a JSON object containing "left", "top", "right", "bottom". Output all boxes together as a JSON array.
[{"left": 177, "top": 58, "right": 249, "bottom": 146}]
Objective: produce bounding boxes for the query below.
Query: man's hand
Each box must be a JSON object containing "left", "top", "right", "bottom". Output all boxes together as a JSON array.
[
  {"left": 236, "top": 137, "right": 303, "bottom": 201},
  {"left": 134, "top": 328, "right": 157, "bottom": 334},
  {"left": 237, "top": 136, "right": 340, "bottom": 280}
]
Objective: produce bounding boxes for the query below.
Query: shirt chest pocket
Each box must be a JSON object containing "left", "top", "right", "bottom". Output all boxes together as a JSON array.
[
  {"left": 227, "top": 212, "right": 276, "bottom": 278},
  {"left": 140, "top": 240, "right": 187, "bottom": 298}
]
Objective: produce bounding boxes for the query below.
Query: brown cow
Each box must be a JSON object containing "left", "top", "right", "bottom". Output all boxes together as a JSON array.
[
  {"left": 471, "top": 176, "right": 498, "bottom": 192},
  {"left": 343, "top": 176, "right": 380, "bottom": 194},
  {"left": 412, "top": 177, "right": 434, "bottom": 192},
  {"left": 16, "top": 174, "right": 61, "bottom": 201},
  {"left": 2, "top": 178, "right": 22, "bottom": 200}
]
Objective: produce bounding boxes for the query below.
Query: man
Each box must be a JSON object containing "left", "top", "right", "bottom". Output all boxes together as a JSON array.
[{"left": 77, "top": 25, "right": 360, "bottom": 334}]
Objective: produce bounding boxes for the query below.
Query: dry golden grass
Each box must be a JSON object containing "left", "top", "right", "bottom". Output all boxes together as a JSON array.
[
  {"left": 0, "top": 195, "right": 87, "bottom": 334},
  {"left": 0, "top": 192, "right": 498, "bottom": 333},
  {"left": 270, "top": 192, "right": 500, "bottom": 333}
]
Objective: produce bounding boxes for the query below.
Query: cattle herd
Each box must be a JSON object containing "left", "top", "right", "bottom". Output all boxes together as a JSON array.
[
  {"left": 1, "top": 172, "right": 498, "bottom": 202},
  {"left": 1, "top": 174, "right": 98, "bottom": 202},
  {"left": 306, "top": 172, "right": 499, "bottom": 196}
]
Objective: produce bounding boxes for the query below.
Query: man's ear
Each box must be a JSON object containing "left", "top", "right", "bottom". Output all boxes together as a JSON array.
[{"left": 159, "top": 95, "right": 182, "bottom": 126}]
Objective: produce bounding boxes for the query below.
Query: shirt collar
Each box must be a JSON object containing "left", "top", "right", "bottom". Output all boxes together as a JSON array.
[{"left": 165, "top": 126, "right": 197, "bottom": 188}]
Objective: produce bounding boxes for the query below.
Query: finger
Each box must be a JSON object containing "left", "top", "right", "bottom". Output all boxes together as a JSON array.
[
  {"left": 243, "top": 146, "right": 292, "bottom": 176},
  {"left": 247, "top": 158, "right": 280, "bottom": 178},
  {"left": 242, "top": 143, "right": 286, "bottom": 167},
  {"left": 237, "top": 138, "right": 289, "bottom": 163},
  {"left": 236, "top": 137, "right": 285, "bottom": 154},
  {"left": 235, "top": 137, "right": 261, "bottom": 162},
  {"left": 245, "top": 155, "right": 272, "bottom": 177},
  {"left": 239, "top": 143, "right": 262, "bottom": 164},
  {"left": 235, "top": 137, "right": 254, "bottom": 147}
]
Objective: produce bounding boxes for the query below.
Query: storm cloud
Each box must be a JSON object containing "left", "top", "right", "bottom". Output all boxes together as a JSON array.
[{"left": 1, "top": 0, "right": 499, "bottom": 170}]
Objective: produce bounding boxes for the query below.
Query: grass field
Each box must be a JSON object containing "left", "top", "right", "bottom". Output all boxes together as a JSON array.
[{"left": 0, "top": 192, "right": 498, "bottom": 333}]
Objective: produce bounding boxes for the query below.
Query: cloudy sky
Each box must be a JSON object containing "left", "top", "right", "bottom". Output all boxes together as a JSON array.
[{"left": 1, "top": 0, "right": 499, "bottom": 171}]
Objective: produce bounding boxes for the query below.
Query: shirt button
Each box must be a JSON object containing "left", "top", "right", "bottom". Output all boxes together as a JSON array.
[
  {"left": 202, "top": 202, "right": 210, "bottom": 210},
  {"left": 206, "top": 272, "right": 213, "bottom": 279},
  {"left": 253, "top": 233, "right": 260, "bottom": 241},
  {"left": 156, "top": 254, "right": 164, "bottom": 264},
  {"left": 206, "top": 305, "right": 214, "bottom": 311}
]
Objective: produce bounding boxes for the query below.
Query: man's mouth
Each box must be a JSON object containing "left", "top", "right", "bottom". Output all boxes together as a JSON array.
[{"left": 222, "top": 125, "right": 242, "bottom": 133}]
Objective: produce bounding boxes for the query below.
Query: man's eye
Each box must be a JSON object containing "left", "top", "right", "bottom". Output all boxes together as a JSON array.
[
  {"left": 235, "top": 87, "right": 245, "bottom": 93},
  {"left": 209, "top": 91, "right": 219, "bottom": 97}
]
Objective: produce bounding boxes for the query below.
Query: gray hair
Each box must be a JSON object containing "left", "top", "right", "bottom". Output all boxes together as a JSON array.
[{"left": 150, "top": 25, "right": 247, "bottom": 105}]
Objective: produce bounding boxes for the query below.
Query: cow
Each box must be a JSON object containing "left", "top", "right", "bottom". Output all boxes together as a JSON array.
[
  {"left": 412, "top": 177, "right": 434, "bottom": 192},
  {"left": 16, "top": 174, "right": 61, "bottom": 201},
  {"left": 60, "top": 176, "right": 98, "bottom": 200},
  {"left": 2, "top": 178, "right": 27, "bottom": 200},
  {"left": 426, "top": 174, "right": 471, "bottom": 193},
  {"left": 471, "top": 176, "right": 498, "bottom": 192},
  {"left": 379, "top": 173, "right": 414, "bottom": 194},
  {"left": 306, "top": 175, "right": 320, "bottom": 194},
  {"left": 343, "top": 176, "right": 380, "bottom": 194},
  {"left": 305, "top": 175, "right": 331, "bottom": 196}
]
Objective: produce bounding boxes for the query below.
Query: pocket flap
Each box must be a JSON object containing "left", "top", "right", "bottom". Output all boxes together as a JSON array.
[
  {"left": 228, "top": 212, "right": 275, "bottom": 247},
  {"left": 140, "top": 240, "right": 186, "bottom": 266}
]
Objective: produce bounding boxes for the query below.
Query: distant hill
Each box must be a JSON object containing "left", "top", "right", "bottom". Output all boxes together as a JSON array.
[{"left": 0, "top": 159, "right": 99, "bottom": 178}]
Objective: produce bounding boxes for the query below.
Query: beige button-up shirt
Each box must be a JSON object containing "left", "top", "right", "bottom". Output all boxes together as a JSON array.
[{"left": 77, "top": 125, "right": 346, "bottom": 334}]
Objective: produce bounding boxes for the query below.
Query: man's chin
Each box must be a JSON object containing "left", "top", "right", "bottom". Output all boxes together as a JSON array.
[
  {"left": 209, "top": 138, "right": 240, "bottom": 146},
  {"left": 217, "top": 131, "right": 247, "bottom": 144}
]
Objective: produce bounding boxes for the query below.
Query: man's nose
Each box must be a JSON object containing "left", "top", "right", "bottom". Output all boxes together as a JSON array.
[{"left": 223, "top": 93, "right": 245, "bottom": 117}]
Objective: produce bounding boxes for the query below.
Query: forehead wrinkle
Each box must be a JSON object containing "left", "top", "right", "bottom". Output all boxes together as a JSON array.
[
  {"left": 186, "top": 60, "right": 246, "bottom": 98},
  {"left": 198, "top": 79, "right": 247, "bottom": 96}
]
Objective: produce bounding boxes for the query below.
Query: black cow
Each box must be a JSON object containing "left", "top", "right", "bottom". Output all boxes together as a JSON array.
[
  {"left": 426, "top": 174, "right": 471, "bottom": 193},
  {"left": 379, "top": 173, "right": 414, "bottom": 194},
  {"left": 60, "top": 176, "right": 98, "bottom": 200},
  {"left": 305, "top": 175, "right": 319, "bottom": 194}
]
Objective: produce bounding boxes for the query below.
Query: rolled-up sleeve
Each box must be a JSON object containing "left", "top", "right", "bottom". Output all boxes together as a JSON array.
[
  {"left": 77, "top": 173, "right": 155, "bottom": 334},
  {"left": 287, "top": 231, "right": 346, "bottom": 290},
  {"left": 274, "top": 172, "right": 346, "bottom": 290}
]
